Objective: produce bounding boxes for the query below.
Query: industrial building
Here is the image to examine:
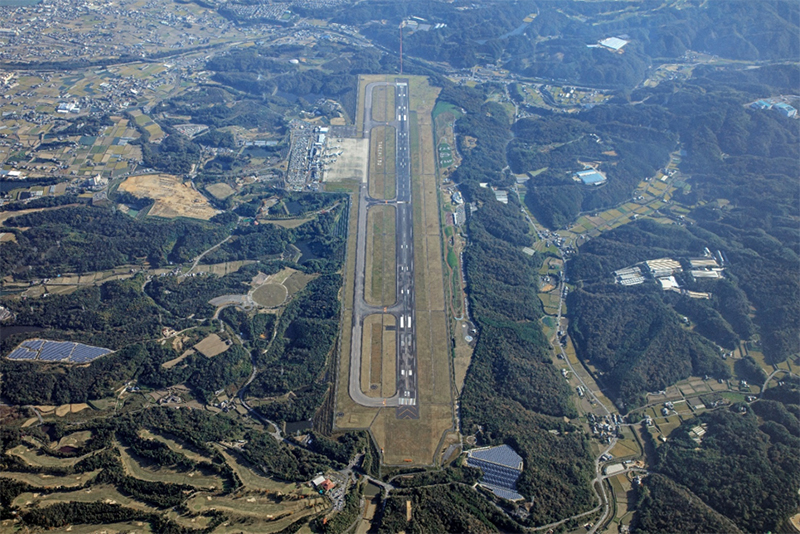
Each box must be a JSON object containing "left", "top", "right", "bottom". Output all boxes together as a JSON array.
[
  {"left": 574, "top": 169, "right": 607, "bottom": 185},
  {"left": 598, "top": 37, "right": 629, "bottom": 51},
  {"left": 466, "top": 444, "right": 524, "bottom": 501},
  {"left": 614, "top": 266, "right": 645, "bottom": 286},
  {"left": 774, "top": 102, "right": 797, "bottom": 118},
  {"left": 644, "top": 258, "right": 682, "bottom": 278}
]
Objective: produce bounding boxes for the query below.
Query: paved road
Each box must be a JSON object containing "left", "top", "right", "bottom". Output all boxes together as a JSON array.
[{"left": 348, "top": 80, "right": 419, "bottom": 419}]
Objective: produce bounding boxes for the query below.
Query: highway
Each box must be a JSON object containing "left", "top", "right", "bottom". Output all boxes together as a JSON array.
[{"left": 348, "top": 79, "right": 419, "bottom": 419}]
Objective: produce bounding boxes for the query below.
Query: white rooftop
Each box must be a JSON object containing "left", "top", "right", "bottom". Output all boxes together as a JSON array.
[{"left": 600, "top": 37, "right": 629, "bottom": 51}]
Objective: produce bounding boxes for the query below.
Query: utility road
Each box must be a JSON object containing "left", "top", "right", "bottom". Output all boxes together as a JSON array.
[{"left": 349, "top": 79, "right": 419, "bottom": 419}]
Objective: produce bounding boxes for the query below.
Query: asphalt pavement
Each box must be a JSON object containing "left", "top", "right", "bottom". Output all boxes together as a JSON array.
[{"left": 348, "top": 79, "right": 419, "bottom": 419}]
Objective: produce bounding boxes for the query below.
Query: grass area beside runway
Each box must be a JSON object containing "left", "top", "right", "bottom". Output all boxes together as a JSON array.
[
  {"left": 335, "top": 75, "right": 453, "bottom": 467},
  {"left": 364, "top": 204, "right": 396, "bottom": 307},
  {"left": 356, "top": 74, "right": 395, "bottom": 136},
  {"left": 361, "top": 314, "right": 397, "bottom": 398},
  {"left": 371, "top": 84, "right": 395, "bottom": 123},
  {"left": 368, "top": 124, "right": 396, "bottom": 200}
]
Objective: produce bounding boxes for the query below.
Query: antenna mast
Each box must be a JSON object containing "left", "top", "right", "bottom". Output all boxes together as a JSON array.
[{"left": 399, "top": 23, "right": 404, "bottom": 75}]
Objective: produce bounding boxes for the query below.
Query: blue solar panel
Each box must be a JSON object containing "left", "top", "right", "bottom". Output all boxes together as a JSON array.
[
  {"left": 482, "top": 484, "right": 523, "bottom": 501},
  {"left": 38, "top": 341, "right": 73, "bottom": 361},
  {"left": 6, "top": 339, "right": 112, "bottom": 363},
  {"left": 467, "top": 445, "right": 524, "bottom": 501},
  {"left": 7, "top": 348, "right": 36, "bottom": 360},
  {"left": 21, "top": 339, "right": 45, "bottom": 351},
  {"left": 469, "top": 444, "right": 523, "bottom": 470}
]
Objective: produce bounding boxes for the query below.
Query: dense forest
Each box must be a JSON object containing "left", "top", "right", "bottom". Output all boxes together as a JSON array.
[
  {"left": 336, "top": 0, "right": 799, "bottom": 88},
  {"left": 644, "top": 402, "right": 800, "bottom": 533},
  {"left": 202, "top": 42, "right": 395, "bottom": 122},
  {"left": 0, "top": 196, "right": 348, "bottom": 414},
  {"left": 633, "top": 473, "right": 744, "bottom": 534},
  {"left": 568, "top": 284, "right": 729, "bottom": 409},
  {"left": 0, "top": 205, "right": 231, "bottom": 277},
  {"left": 519, "top": 105, "right": 676, "bottom": 228},
  {"left": 377, "top": 484, "right": 523, "bottom": 533},
  {"left": 432, "top": 87, "right": 596, "bottom": 526}
]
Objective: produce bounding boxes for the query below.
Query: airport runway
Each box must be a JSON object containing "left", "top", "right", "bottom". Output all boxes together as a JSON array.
[{"left": 348, "top": 79, "right": 419, "bottom": 419}]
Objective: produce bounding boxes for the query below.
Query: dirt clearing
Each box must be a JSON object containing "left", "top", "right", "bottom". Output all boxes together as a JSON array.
[{"left": 118, "top": 174, "right": 218, "bottom": 220}]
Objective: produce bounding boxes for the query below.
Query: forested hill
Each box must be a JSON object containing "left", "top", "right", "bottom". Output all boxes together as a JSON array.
[
  {"left": 331, "top": 0, "right": 799, "bottom": 88},
  {"left": 565, "top": 65, "right": 800, "bottom": 380},
  {"left": 381, "top": 83, "right": 596, "bottom": 529},
  {"left": 638, "top": 399, "right": 800, "bottom": 533}
]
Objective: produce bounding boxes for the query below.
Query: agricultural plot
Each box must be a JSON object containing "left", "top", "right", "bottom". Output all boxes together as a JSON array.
[
  {"left": 118, "top": 174, "right": 218, "bottom": 220},
  {"left": 193, "top": 334, "right": 230, "bottom": 358},
  {"left": 608, "top": 474, "right": 636, "bottom": 533}
]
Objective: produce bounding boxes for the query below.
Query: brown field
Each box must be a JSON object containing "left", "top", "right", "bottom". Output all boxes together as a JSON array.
[
  {"left": 118, "top": 174, "right": 218, "bottom": 220},
  {"left": 284, "top": 271, "right": 316, "bottom": 296},
  {"left": 252, "top": 283, "right": 288, "bottom": 307},
  {"left": 263, "top": 216, "right": 313, "bottom": 228},
  {"left": 205, "top": 182, "right": 236, "bottom": 199},
  {"left": 193, "top": 334, "right": 230, "bottom": 358},
  {"left": 357, "top": 74, "right": 396, "bottom": 135},
  {"left": 0, "top": 203, "right": 79, "bottom": 225},
  {"left": 369, "top": 124, "right": 396, "bottom": 200},
  {"left": 162, "top": 349, "right": 194, "bottom": 369},
  {"left": 453, "top": 324, "right": 474, "bottom": 396},
  {"left": 371, "top": 84, "right": 396, "bottom": 123},
  {"left": 364, "top": 204, "right": 396, "bottom": 306},
  {"left": 361, "top": 314, "right": 397, "bottom": 398}
]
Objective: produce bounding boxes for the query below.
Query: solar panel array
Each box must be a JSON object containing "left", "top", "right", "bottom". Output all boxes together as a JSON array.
[
  {"left": 469, "top": 444, "right": 523, "bottom": 470},
  {"left": 5, "top": 339, "right": 112, "bottom": 363},
  {"left": 482, "top": 484, "right": 523, "bottom": 501},
  {"left": 467, "top": 445, "right": 524, "bottom": 501}
]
